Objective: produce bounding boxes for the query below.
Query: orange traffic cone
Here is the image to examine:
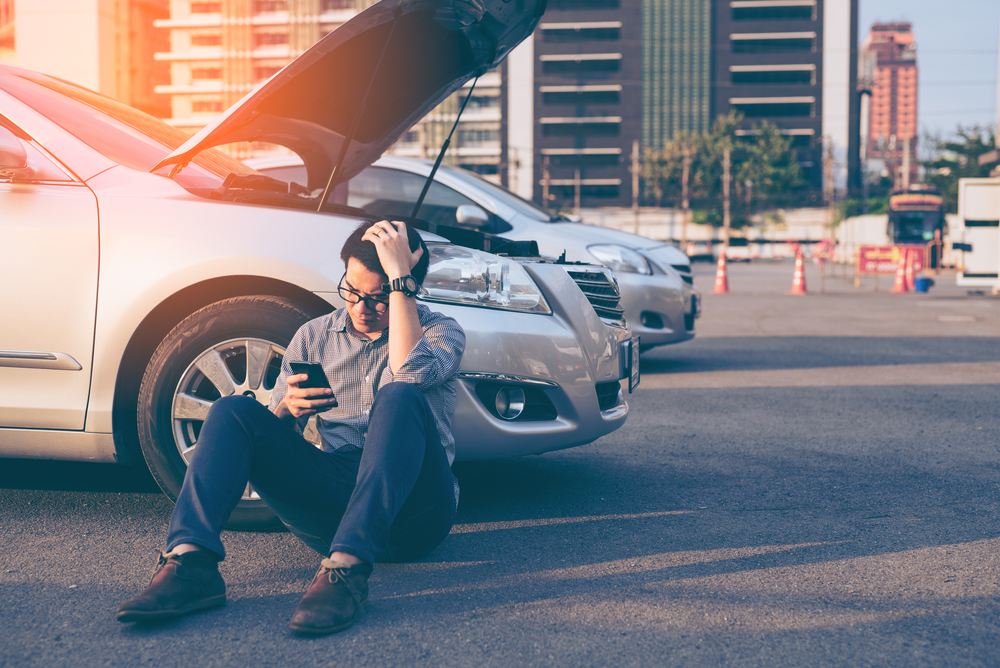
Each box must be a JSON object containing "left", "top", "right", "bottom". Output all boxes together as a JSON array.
[
  {"left": 891, "top": 251, "right": 908, "bottom": 293},
  {"left": 787, "top": 248, "right": 807, "bottom": 295},
  {"left": 713, "top": 252, "right": 730, "bottom": 294},
  {"left": 904, "top": 248, "right": 916, "bottom": 291}
]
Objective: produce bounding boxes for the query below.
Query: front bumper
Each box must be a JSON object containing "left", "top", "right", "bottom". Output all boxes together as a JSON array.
[
  {"left": 616, "top": 272, "right": 699, "bottom": 349},
  {"left": 428, "top": 263, "right": 632, "bottom": 460}
]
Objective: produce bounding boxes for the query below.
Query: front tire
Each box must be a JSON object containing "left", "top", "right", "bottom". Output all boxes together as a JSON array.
[{"left": 137, "top": 296, "right": 322, "bottom": 531}]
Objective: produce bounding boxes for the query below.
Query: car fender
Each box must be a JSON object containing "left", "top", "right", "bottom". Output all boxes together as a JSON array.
[{"left": 84, "top": 169, "right": 357, "bottom": 433}]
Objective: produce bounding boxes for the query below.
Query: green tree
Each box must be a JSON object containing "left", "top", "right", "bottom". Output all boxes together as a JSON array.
[
  {"left": 922, "top": 125, "right": 996, "bottom": 213},
  {"left": 641, "top": 146, "right": 677, "bottom": 207},
  {"left": 641, "top": 131, "right": 697, "bottom": 208},
  {"left": 689, "top": 112, "right": 803, "bottom": 230},
  {"left": 733, "top": 120, "right": 803, "bottom": 214},
  {"left": 832, "top": 196, "right": 889, "bottom": 225},
  {"left": 639, "top": 112, "right": 804, "bottom": 230}
]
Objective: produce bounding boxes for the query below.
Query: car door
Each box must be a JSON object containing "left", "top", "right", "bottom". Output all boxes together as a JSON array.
[{"left": 0, "top": 124, "right": 99, "bottom": 430}]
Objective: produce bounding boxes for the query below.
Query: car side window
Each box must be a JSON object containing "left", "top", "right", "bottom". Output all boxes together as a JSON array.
[{"left": 348, "top": 166, "right": 493, "bottom": 230}]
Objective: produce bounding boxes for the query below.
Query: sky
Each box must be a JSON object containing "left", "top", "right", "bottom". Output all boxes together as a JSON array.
[{"left": 858, "top": 0, "right": 999, "bottom": 142}]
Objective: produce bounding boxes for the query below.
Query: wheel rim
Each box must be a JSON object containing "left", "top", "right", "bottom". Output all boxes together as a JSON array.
[{"left": 172, "top": 337, "right": 285, "bottom": 502}]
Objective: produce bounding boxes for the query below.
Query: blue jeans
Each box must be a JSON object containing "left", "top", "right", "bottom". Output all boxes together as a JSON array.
[{"left": 166, "top": 382, "right": 457, "bottom": 565}]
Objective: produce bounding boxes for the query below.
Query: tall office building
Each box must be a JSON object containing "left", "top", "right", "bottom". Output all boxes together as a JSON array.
[
  {"left": 155, "top": 0, "right": 370, "bottom": 131},
  {"left": 863, "top": 22, "right": 918, "bottom": 188},
  {"left": 516, "top": 0, "right": 642, "bottom": 209},
  {"left": 710, "top": 0, "right": 857, "bottom": 196},
  {"left": 643, "top": 0, "right": 712, "bottom": 149}
]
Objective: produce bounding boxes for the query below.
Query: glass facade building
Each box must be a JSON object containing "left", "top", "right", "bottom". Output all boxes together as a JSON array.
[{"left": 642, "top": 0, "right": 712, "bottom": 149}]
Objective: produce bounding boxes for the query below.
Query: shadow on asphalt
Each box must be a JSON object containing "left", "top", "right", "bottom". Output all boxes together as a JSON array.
[
  {"left": 0, "top": 459, "right": 160, "bottom": 494},
  {"left": 411, "top": 443, "right": 1000, "bottom": 623},
  {"left": 640, "top": 336, "right": 1000, "bottom": 375},
  {"left": 424, "top": 379, "right": 1000, "bottom": 620}
]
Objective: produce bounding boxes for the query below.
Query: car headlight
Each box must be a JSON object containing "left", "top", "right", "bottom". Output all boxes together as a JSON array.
[
  {"left": 587, "top": 244, "right": 652, "bottom": 275},
  {"left": 419, "top": 244, "right": 552, "bottom": 314}
]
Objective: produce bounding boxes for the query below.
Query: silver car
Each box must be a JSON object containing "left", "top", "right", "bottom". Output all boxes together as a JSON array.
[
  {"left": 254, "top": 155, "right": 701, "bottom": 350},
  {"left": 0, "top": 0, "right": 635, "bottom": 530}
]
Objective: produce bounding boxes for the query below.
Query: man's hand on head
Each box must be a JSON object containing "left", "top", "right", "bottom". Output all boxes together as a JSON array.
[
  {"left": 362, "top": 220, "right": 424, "bottom": 281},
  {"left": 274, "top": 373, "right": 337, "bottom": 421},
  {"left": 361, "top": 220, "right": 425, "bottom": 373}
]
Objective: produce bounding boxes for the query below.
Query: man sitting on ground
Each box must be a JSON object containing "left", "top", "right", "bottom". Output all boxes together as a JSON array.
[{"left": 116, "top": 219, "right": 465, "bottom": 635}]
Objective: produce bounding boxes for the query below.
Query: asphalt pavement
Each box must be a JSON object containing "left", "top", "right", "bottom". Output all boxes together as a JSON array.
[{"left": 2, "top": 260, "right": 999, "bottom": 667}]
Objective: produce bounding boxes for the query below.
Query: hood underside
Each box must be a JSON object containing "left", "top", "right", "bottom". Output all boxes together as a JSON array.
[{"left": 153, "top": 0, "right": 545, "bottom": 188}]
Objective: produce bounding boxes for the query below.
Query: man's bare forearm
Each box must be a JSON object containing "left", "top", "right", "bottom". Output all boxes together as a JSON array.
[{"left": 387, "top": 291, "right": 423, "bottom": 373}]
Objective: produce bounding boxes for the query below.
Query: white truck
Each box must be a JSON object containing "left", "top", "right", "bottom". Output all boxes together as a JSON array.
[{"left": 956, "top": 178, "right": 1000, "bottom": 292}]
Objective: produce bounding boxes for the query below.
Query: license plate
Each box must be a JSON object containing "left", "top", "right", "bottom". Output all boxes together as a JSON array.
[{"left": 629, "top": 336, "right": 640, "bottom": 392}]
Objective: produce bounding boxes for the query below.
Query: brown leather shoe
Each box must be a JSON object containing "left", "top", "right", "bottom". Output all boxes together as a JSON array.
[
  {"left": 116, "top": 550, "right": 226, "bottom": 623},
  {"left": 289, "top": 559, "right": 372, "bottom": 635}
]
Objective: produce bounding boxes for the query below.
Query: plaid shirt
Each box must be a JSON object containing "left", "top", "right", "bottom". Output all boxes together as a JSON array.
[{"left": 270, "top": 303, "right": 465, "bottom": 500}]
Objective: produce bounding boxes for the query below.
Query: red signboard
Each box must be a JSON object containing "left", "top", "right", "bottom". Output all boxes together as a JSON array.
[
  {"left": 858, "top": 245, "right": 925, "bottom": 275},
  {"left": 858, "top": 246, "right": 896, "bottom": 274}
]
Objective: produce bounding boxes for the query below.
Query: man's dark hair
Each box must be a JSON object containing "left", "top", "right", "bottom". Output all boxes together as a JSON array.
[{"left": 340, "top": 220, "right": 430, "bottom": 286}]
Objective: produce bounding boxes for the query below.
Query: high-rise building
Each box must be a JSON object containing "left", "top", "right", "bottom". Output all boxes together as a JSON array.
[
  {"left": 155, "top": 0, "right": 371, "bottom": 131},
  {"left": 711, "top": 0, "right": 858, "bottom": 197},
  {"left": 642, "top": 0, "right": 712, "bottom": 149},
  {"left": 863, "top": 22, "right": 918, "bottom": 188},
  {"left": 513, "top": 0, "right": 642, "bottom": 209}
]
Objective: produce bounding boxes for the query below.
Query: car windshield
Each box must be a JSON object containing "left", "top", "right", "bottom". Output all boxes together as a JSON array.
[
  {"left": 2, "top": 69, "right": 251, "bottom": 189},
  {"left": 894, "top": 211, "right": 940, "bottom": 241},
  {"left": 439, "top": 164, "right": 557, "bottom": 223}
]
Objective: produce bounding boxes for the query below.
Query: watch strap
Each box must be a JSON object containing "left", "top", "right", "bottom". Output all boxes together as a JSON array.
[{"left": 390, "top": 275, "right": 418, "bottom": 297}]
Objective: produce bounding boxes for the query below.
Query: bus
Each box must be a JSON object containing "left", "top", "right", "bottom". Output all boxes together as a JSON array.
[{"left": 887, "top": 185, "right": 946, "bottom": 244}]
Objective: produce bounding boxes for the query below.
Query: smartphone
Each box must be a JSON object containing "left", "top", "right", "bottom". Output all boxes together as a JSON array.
[{"left": 288, "top": 362, "right": 338, "bottom": 406}]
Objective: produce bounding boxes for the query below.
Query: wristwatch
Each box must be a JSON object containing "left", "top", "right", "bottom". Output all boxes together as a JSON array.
[{"left": 388, "top": 275, "right": 419, "bottom": 297}]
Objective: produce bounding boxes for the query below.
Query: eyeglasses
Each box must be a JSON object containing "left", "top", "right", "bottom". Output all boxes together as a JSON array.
[{"left": 338, "top": 274, "right": 389, "bottom": 313}]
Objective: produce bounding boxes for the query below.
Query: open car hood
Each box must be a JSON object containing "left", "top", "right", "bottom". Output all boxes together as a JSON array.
[{"left": 152, "top": 0, "right": 545, "bottom": 189}]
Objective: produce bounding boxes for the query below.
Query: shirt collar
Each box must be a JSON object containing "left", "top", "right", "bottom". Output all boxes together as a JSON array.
[{"left": 329, "top": 308, "right": 389, "bottom": 342}]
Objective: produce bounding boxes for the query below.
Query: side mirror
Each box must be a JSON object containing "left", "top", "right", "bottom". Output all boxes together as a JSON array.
[
  {"left": 455, "top": 204, "right": 491, "bottom": 230},
  {"left": 0, "top": 126, "right": 30, "bottom": 179}
]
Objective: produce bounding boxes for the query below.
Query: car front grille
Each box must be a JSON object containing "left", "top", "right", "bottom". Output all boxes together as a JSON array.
[{"left": 565, "top": 268, "right": 627, "bottom": 328}]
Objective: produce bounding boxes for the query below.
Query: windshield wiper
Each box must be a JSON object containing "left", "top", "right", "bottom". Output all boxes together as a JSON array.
[
  {"left": 209, "top": 172, "right": 370, "bottom": 216},
  {"left": 210, "top": 173, "right": 312, "bottom": 200}
]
